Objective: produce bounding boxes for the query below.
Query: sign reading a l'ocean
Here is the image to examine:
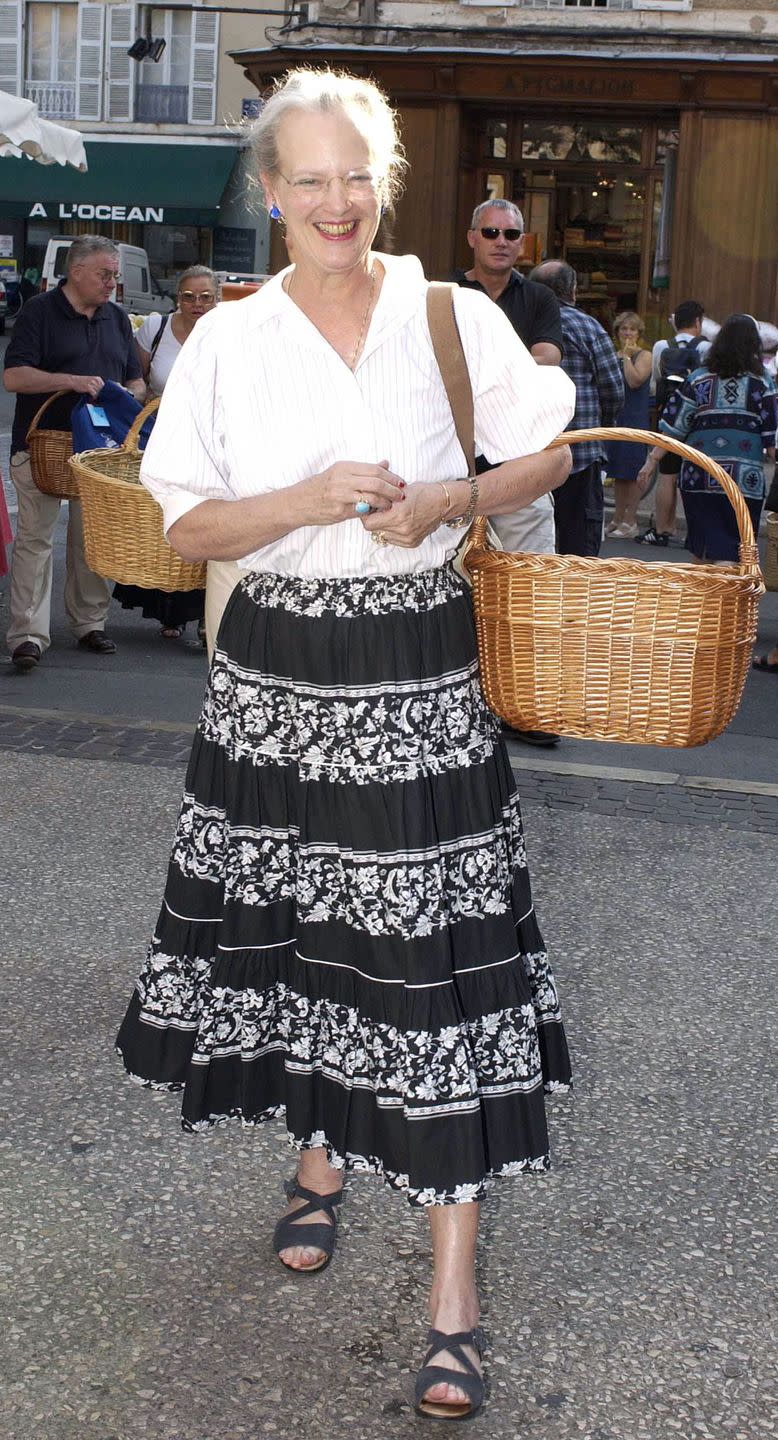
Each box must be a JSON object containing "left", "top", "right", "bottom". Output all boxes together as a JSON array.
[{"left": 29, "top": 203, "right": 165, "bottom": 222}]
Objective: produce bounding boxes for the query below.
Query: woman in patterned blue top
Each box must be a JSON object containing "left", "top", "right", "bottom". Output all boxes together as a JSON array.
[{"left": 658, "top": 313, "right": 777, "bottom": 562}]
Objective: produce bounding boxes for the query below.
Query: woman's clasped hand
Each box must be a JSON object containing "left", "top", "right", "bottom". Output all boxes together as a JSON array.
[
  {"left": 306, "top": 457, "right": 404, "bottom": 521},
  {"left": 358, "top": 475, "right": 455, "bottom": 547},
  {"left": 307, "top": 459, "right": 454, "bottom": 547}
]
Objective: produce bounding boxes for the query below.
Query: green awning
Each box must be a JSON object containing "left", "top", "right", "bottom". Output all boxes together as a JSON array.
[{"left": 0, "top": 140, "right": 238, "bottom": 225}]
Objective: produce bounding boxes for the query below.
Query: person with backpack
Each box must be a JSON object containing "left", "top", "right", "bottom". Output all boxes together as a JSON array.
[
  {"left": 654, "top": 313, "right": 776, "bottom": 563},
  {"left": 112, "top": 266, "right": 219, "bottom": 641},
  {"left": 634, "top": 299, "right": 709, "bottom": 546}
]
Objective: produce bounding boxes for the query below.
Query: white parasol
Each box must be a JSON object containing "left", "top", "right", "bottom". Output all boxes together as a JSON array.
[{"left": 0, "top": 89, "right": 87, "bottom": 170}]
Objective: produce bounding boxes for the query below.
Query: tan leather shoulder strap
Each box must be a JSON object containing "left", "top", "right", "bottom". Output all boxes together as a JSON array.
[{"left": 426, "top": 282, "right": 475, "bottom": 476}]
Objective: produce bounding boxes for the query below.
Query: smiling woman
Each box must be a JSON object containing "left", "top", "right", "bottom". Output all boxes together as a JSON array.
[{"left": 115, "top": 66, "right": 576, "bottom": 1423}]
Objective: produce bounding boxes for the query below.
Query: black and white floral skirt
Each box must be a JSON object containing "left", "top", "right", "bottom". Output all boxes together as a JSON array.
[{"left": 116, "top": 565, "right": 572, "bottom": 1206}]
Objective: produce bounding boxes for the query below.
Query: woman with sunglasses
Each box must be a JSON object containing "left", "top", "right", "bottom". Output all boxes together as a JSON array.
[
  {"left": 114, "top": 266, "right": 219, "bottom": 641},
  {"left": 116, "top": 69, "right": 575, "bottom": 1422}
]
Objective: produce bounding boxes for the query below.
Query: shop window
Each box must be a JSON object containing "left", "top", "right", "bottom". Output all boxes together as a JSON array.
[
  {"left": 485, "top": 173, "right": 507, "bottom": 202},
  {"left": 485, "top": 120, "right": 508, "bottom": 160},
  {"left": 522, "top": 122, "right": 642, "bottom": 164},
  {"left": 655, "top": 127, "right": 680, "bottom": 164}
]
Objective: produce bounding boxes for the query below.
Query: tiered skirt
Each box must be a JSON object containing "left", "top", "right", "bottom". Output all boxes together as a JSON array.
[{"left": 116, "top": 565, "right": 571, "bottom": 1205}]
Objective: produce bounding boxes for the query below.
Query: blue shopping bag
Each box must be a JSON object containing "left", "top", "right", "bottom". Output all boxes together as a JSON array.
[{"left": 71, "top": 380, "right": 156, "bottom": 453}]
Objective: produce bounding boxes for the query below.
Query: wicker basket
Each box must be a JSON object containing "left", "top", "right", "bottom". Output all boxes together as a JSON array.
[
  {"left": 68, "top": 399, "right": 207, "bottom": 592},
  {"left": 463, "top": 427, "right": 765, "bottom": 747},
  {"left": 27, "top": 391, "right": 80, "bottom": 499},
  {"left": 764, "top": 513, "right": 778, "bottom": 592}
]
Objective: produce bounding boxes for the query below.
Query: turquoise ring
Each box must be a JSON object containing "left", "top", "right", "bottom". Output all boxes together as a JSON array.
[{"left": 355, "top": 497, "right": 371, "bottom": 516}]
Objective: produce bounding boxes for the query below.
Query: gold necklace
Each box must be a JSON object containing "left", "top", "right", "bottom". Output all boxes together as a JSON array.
[
  {"left": 286, "top": 263, "right": 376, "bottom": 369},
  {"left": 347, "top": 264, "right": 376, "bottom": 371}
]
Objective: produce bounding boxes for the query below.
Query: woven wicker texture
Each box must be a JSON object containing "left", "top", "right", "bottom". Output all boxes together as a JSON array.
[
  {"left": 27, "top": 392, "right": 79, "bottom": 499},
  {"left": 464, "top": 428, "right": 765, "bottom": 747},
  {"left": 68, "top": 399, "right": 207, "bottom": 592}
]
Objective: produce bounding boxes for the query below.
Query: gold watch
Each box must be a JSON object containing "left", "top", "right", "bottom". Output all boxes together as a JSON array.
[{"left": 446, "top": 475, "right": 479, "bottom": 530}]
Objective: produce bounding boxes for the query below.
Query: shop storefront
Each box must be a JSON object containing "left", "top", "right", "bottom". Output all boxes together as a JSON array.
[
  {"left": 0, "top": 136, "right": 262, "bottom": 292},
  {"left": 236, "top": 43, "right": 778, "bottom": 339}
]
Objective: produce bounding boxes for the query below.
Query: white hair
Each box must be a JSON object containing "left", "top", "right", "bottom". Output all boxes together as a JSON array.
[{"left": 246, "top": 67, "right": 406, "bottom": 209}]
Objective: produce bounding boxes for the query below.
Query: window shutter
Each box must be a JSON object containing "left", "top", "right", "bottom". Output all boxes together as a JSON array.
[
  {"left": 77, "top": 4, "right": 104, "bottom": 121},
  {"left": 105, "top": 3, "right": 135, "bottom": 122},
  {"left": 0, "top": 0, "right": 22, "bottom": 94},
  {"left": 188, "top": 9, "right": 219, "bottom": 126}
]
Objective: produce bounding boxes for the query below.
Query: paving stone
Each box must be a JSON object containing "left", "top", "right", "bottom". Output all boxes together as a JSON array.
[{"left": 2, "top": 750, "right": 776, "bottom": 1440}]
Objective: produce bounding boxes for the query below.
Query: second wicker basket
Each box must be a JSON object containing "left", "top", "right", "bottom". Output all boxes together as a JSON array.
[{"left": 68, "top": 398, "right": 207, "bottom": 592}]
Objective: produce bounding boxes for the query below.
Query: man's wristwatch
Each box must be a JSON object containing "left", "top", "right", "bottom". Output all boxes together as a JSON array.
[{"left": 447, "top": 475, "right": 479, "bottom": 530}]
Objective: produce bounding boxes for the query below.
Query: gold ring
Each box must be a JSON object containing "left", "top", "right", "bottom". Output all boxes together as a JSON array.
[{"left": 372, "top": 530, "right": 388, "bottom": 546}]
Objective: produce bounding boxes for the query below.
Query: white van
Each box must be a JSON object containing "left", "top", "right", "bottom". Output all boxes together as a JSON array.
[{"left": 40, "top": 238, "right": 173, "bottom": 316}]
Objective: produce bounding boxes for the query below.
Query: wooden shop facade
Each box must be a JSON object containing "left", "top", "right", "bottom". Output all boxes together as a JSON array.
[{"left": 233, "top": 40, "right": 778, "bottom": 343}]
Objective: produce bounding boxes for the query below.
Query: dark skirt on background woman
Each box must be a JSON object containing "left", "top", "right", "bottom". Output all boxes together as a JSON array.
[
  {"left": 116, "top": 565, "right": 571, "bottom": 1206},
  {"left": 113, "top": 582, "right": 205, "bottom": 630}
]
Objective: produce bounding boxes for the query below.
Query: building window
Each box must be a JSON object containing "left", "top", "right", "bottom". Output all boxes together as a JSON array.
[
  {"left": 135, "top": 8, "right": 192, "bottom": 123},
  {"left": 25, "top": 2, "right": 77, "bottom": 117},
  {"left": 511, "top": 0, "right": 633, "bottom": 8}
]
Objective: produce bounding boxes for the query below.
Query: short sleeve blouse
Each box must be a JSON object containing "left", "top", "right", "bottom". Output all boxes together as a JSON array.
[{"left": 140, "top": 253, "right": 576, "bottom": 578}]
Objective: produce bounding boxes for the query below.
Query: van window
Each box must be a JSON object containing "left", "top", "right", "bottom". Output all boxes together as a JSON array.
[
  {"left": 52, "top": 244, "right": 71, "bottom": 279},
  {"left": 124, "top": 262, "right": 147, "bottom": 295}
]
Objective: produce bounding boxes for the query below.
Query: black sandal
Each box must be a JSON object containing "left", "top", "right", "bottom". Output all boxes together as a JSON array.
[
  {"left": 272, "top": 1177, "right": 343, "bottom": 1274},
  {"left": 414, "top": 1327, "right": 485, "bottom": 1421}
]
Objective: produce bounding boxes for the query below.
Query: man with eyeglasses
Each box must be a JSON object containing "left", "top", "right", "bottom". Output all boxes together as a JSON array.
[
  {"left": 455, "top": 199, "right": 565, "bottom": 747},
  {"left": 4, "top": 234, "right": 145, "bottom": 671}
]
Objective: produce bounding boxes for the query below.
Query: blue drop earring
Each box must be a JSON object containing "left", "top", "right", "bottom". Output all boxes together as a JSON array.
[{"left": 269, "top": 203, "right": 282, "bottom": 221}]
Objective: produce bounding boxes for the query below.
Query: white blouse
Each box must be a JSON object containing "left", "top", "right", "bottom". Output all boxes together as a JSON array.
[
  {"left": 135, "top": 312, "right": 183, "bottom": 396},
  {"left": 140, "top": 253, "right": 575, "bottom": 579}
]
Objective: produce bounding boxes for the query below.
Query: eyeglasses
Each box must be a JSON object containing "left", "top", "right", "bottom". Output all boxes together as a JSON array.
[
  {"left": 178, "top": 291, "right": 216, "bottom": 304},
  {"left": 94, "top": 269, "right": 119, "bottom": 284},
  {"left": 479, "top": 227, "right": 523, "bottom": 242},
  {"left": 278, "top": 170, "right": 381, "bottom": 200}
]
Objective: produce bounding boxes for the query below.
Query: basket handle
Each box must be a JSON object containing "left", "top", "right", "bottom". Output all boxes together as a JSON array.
[
  {"left": 469, "top": 426, "right": 762, "bottom": 576},
  {"left": 27, "top": 389, "right": 74, "bottom": 437},
  {"left": 123, "top": 396, "right": 161, "bottom": 453}
]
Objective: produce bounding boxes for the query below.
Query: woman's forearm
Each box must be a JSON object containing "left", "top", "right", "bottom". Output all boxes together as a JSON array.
[
  {"left": 168, "top": 484, "right": 311, "bottom": 561},
  {"left": 464, "top": 446, "right": 572, "bottom": 519}
]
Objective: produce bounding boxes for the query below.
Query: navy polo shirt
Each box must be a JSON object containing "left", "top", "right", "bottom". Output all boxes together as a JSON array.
[
  {"left": 454, "top": 269, "right": 563, "bottom": 357},
  {"left": 4, "top": 281, "right": 142, "bottom": 453}
]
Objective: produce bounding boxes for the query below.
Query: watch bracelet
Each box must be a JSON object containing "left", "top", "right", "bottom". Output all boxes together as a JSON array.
[{"left": 446, "top": 474, "right": 479, "bottom": 530}]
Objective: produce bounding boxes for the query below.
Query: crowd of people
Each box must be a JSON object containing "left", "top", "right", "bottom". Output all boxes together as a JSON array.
[
  {"left": 0, "top": 65, "right": 776, "bottom": 1423},
  {"left": 2, "top": 205, "right": 777, "bottom": 677}
]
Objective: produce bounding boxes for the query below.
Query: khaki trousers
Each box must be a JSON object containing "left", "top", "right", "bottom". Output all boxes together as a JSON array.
[
  {"left": 490, "top": 492, "right": 556, "bottom": 556},
  {"left": 204, "top": 559, "right": 243, "bottom": 663},
  {"left": 7, "top": 452, "right": 112, "bottom": 654}
]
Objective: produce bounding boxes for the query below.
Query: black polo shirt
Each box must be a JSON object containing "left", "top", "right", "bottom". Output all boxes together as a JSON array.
[
  {"left": 453, "top": 269, "right": 563, "bottom": 357},
  {"left": 5, "top": 281, "right": 142, "bottom": 452}
]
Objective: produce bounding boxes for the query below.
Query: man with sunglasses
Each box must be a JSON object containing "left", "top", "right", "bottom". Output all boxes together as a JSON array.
[
  {"left": 4, "top": 234, "right": 145, "bottom": 671},
  {"left": 455, "top": 200, "right": 565, "bottom": 746},
  {"left": 456, "top": 201, "right": 563, "bottom": 369}
]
